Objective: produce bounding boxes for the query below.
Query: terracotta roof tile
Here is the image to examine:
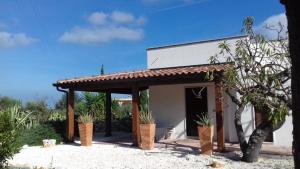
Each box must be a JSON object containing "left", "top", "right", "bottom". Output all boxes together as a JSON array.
[{"left": 56, "top": 63, "right": 232, "bottom": 85}]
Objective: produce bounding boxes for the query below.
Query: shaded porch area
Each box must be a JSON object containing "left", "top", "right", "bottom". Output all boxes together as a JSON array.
[
  {"left": 53, "top": 63, "right": 232, "bottom": 151},
  {"left": 73, "top": 132, "right": 292, "bottom": 156}
]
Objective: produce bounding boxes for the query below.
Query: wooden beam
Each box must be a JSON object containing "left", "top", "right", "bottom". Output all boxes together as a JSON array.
[
  {"left": 215, "top": 81, "right": 225, "bottom": 151},
  {"left": 132, "top": 86, "right": 141, "bottom": 146},
  {"left": 105, "top": 92, "right": 112, "bottom": 137},
  {"left": 67, "top": 89, "right": 75, "bottom": 142}
]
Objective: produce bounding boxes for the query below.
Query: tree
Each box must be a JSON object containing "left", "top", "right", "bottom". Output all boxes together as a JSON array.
[
  {"left": 209, "top": 17, "right": 291, "bottom": 162},
  {"left": 100, "top": 64, "right": 104, "bottom": 75},
  {"left": 280, "top": 1, "right": 300, "bottom": 168},
  {"left": 55, "top": 92, "right": 81, "bottom": 110},
  {"left": 25, "top": 100, "right": 50, "bottom": 123}
]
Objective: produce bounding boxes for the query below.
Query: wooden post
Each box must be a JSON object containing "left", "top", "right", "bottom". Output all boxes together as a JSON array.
[
  {"left": 215, "top": 81, "right": 225, "bottom": 151},
  {"left": 105, "top": 92, "right": 112, "bottom": 137},
  {"left": 132, "top": 86, "right": 140, "bottom": 146},
  {"left": 67, "top": 89, "right": 75, "bottom": 142}
]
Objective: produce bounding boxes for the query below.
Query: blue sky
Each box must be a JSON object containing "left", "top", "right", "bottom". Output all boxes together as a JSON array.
[{"left": 0, "top": 0, "right": 285, "bottom": 106}]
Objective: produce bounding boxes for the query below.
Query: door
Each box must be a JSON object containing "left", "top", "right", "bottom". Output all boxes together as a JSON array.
[{"left": 185, "top": 87, "right": 208, "bottom": 136}]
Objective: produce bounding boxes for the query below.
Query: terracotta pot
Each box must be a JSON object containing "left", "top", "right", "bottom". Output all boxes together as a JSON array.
[
  {"left": 140, "top": 123, "right": 156, "bottom": 150},
  {"left": 198, "top": 125, "right": 214, "bottom": 155},
  {"left": 78, "top": 123, "right": 93, "bottom": 146}
]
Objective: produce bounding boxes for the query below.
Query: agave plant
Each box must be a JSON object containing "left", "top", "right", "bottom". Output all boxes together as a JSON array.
[
  {"left": 195, "top": 114, "right": 212, "bottom": 126},
  {"left": 78, "top": 113, "right": 93, "bottom": 124},
  {"left": 140, "top": 110, "right": 155, "bottom": 124}
]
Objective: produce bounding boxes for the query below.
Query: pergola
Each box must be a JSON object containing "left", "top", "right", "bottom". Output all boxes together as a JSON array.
[{"left": 53, "top": 63, "right": 231, "bottom": 151}]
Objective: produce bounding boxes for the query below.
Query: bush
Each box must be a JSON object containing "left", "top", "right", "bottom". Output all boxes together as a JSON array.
[
  {"left": 18, "top": 124, "right": 63, "bottom": 146},
  {"left": 0, "top": 106, "right": 29, "bottom": 167},
  {"left": 46, "top": 120, "right": 67, "bottom": 141},
  {"left": 48, "top": 110, "right": 66, "bottom": 121},
  {"left": 113, "top": 104, "right": 132, "bottom": 132}
]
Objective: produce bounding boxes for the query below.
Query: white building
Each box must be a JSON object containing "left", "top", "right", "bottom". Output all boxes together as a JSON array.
[
  {"left": 55, "top": 35, "right": 292, "bottom": 148},
  {"left": 147, "top": 35, "right": 292, "bottom": 147}
]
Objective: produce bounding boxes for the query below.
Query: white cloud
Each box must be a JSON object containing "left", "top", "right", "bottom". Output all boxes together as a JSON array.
[
  {"left": 88, "top": 12, "right": 107, "bottom": 25},
  {"left": 256, "top": 13, "right": 287, "bottom": 40},
  {"left": 111, "top": 11, "right": 135, "bottom": 24},
  {"left": 0, "top": 31, "right": 38, "bottom": 48},
  {"left": 59, "top": 27, "right": 143, "bottom": 44},
  {"left": 59, "top": 11, "right": 146, "bottom": 45}
]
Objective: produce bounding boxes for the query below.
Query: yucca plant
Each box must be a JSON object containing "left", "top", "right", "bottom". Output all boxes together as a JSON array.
[
  {"left": 0, "top": 105, "right": 32, "bottom": 167},
  {"left": 140, "top": 110, "right": 155, "bottom": 124},
  {"left": 78, "top": 113, "right": 93, "bottom": 124},
  {"left": 195, "top": 114, "right": 212, "bottom": 126}
]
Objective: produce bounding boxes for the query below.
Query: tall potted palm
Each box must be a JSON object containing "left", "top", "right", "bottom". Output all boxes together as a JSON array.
[
  {"left": 140, "top": 111, "right": 155, "bottom": 150},
  {"left": 195, "top": 114, "right": 213, "bottom": 155},
  {"left": 78, "top": 113, "right": 93, "bottom": 146}
]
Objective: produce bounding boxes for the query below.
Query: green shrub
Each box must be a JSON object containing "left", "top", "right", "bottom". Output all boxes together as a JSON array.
[
  {"left": 18, "top": 124, "right": 63, "bottom": 146},
  {"left": 46, "top": 120, "right": 67, "bottom": 141},
  {"left": 0, "top": 106, "right": 30, "bottom": 167},
  {"left": 48, "top": 110, "right": 66, "bottom": 121},
  {"left": 24, "top": 100, "right": 51, "bottom": 123},
  {"left": 114, "top": 104, "right": 132, "bottom": 119}
]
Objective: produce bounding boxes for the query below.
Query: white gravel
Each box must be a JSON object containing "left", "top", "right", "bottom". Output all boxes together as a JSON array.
[{"left": 9, "top": 144, "right": 293, "bottom": 169}]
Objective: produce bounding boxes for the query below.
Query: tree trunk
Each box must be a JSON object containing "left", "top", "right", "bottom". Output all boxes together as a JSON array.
[
  {"left": 280, "top": 0, "right": 300, "bottom": 168},
  {"left": 241, "top": 122, "right": 273, "bottom": 162},
  {"left": 234, "top": 104, "right": 283, "bottom": 162},
  {"left": 234, "top": 104, "right": 248, "bottom": 151}
]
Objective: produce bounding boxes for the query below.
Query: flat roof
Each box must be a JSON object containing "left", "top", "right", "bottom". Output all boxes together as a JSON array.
[{"left": 147, "top": 35, "right": 248, "bottom": 51}]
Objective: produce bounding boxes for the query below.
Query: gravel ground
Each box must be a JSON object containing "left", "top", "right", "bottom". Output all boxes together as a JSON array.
[{"left": 9, "top": 144, "right": 293, "bottom": 169}]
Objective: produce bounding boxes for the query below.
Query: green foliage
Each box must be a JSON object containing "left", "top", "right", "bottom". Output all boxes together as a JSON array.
[
  {"left": 0, "top": 105, "right": 31, "bottom": 167},
  {"left": 0, "top": 96, "right": 21, "bottom": 110},
  {"left": 55, "top": 92, "right": 82, "bottom": 110},
  {"left": 25, "top": 100, "right": 50, "bottom": 123},
  {"left": 48, "top": 110, "right": 66, "bottom": 121},
  {"left": 114, "top": 104, "right": 132, "bottom": 119},
  {"left": 113, "top": 104, "right": 132, "bottom": 132},
  {"left": 140, "top": 110, "right": 155, "bottom": 124},
  {"left": 139, "top": 90, "right": 149, "bottom": 113},
  {"left": 18, "top": 124, "right": 63, "bottom": 146},
  {"left": 210, "top": 16, "right": 291, "bottom": 125},
  {"left": 194, "top": 114, "right": 212, "bottom": 126},
  {"left": 76, "top": 92, "right": 106, "bottom": 121},
  {"left": 100, "top": 64, "right": 104, "bottom": 75},
  {"left": 78, "top": 113, "right": 93, "bottom": 124}
]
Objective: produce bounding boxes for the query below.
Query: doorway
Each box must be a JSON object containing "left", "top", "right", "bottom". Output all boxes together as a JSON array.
[{"left": 185, "top": 87, "right": 208, "bottom": 136}]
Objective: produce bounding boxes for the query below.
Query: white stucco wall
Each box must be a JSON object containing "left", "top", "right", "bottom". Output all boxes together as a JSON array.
[
  {"left": 273, "top": 115, "right": 293, "bottom": 147},
  {"left": 149, "top": 83, "right": 239, "bottom": 141},
  {"left": 147, "top": 36, "right": 246, "bottom": 69}
]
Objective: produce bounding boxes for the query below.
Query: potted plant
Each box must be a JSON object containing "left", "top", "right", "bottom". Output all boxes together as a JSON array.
[
  {"left": 78, "top": 113, "right": 93, "bottom": 146},
  {"left": 139, "top": 111, "right": 155, "bottom": 150},
  {"left": 195, "top": 114, "right": 213, "bottom": 155}
]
